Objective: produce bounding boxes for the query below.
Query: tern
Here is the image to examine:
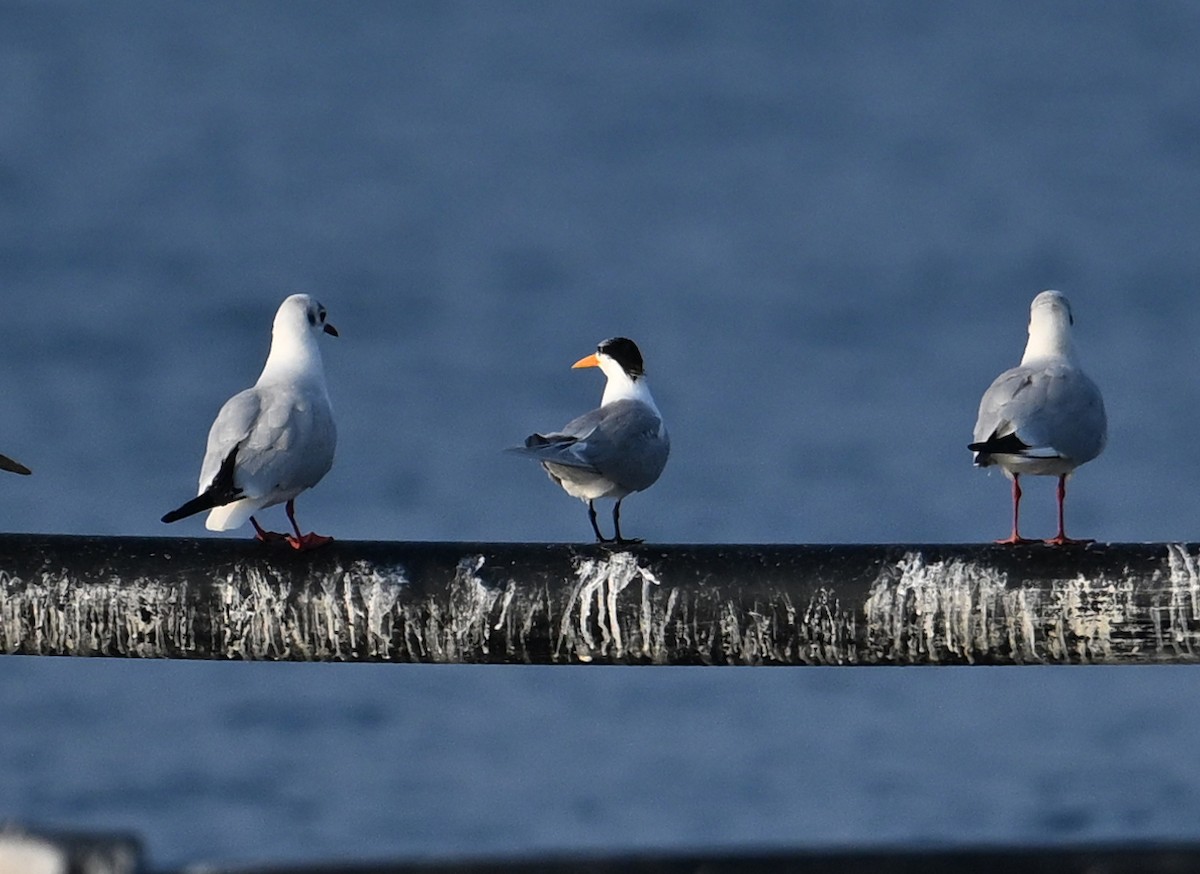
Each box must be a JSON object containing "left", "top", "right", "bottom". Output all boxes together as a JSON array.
[
  {"left": 162, "top": 294, "right": 338, "bottom": 550},
  {"left": 969, "top": 290, "right": 1107, "bottom": 545},
  {"left": 510, "top": 337, "right": 669, "bottom": 544}
]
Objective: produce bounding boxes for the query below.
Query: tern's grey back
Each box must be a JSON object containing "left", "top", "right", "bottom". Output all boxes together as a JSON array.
[{"left": 514, "top": 399, "right": 669, "bottom": 493}]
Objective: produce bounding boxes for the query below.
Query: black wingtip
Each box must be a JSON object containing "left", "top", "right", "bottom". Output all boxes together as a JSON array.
[
  {"left": 968, "top": 433, "right": 1030, "bottom": 455},
  {"left": 524, "top": 432, "right": 578, "bottom": 449},
  {"left": 162, "top": 446, "right": 243, "bottom": 524},
  {"left": 161, "top": 491, "right": 219, "bottom": 524},
  {"left": 0, "top": 454, "right": 31, "bottom": 475}
]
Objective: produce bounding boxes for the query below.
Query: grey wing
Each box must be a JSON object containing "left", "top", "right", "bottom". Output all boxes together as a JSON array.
[
  {"left": 511, "top": 400, "right": 669, "bottom": 491},
  {"left": 562, "top": 400, "right": 670, "bottom": 491},
  {"left": 198, "top": 387, "right": 262, "bottom": 492},
  {"left": 234, "top": 388, "right": 337, "bottom": 499},
  {"left": 198, "top": 386, "right": 336, "bottom": 499},
  {"left": 974, "top": 364, "right": 1106, "bottom": 462},
  {"left": 592, "top": 402, "right": 670, "bottom": 491},
  {"left": 1033, "top": 366, "right": 1106, "bottom": 462},
  {"left": 974, "top": 367, "right": 1033, "bottom": 443},
  {"left": 508, "top": 407, "right": 608, "bottom": 473}
]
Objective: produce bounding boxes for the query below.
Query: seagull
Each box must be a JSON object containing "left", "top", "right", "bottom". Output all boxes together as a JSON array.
[
  {"left": 969, "top": 290, "right": 1107, "bottom": 545},
  {"left": 509, "top": 337, "right": 669, "bottom": 544},
  {"left": 162, "top": 294, "right": 338, "bottom": 550},
  {"left": 0, "top": 454, "right": 29, "bottom": 476}
]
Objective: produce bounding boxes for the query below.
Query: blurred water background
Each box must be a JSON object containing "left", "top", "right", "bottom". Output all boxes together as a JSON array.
[{"left": 3, "top": 0, "right": 1200, "bottom": 869}]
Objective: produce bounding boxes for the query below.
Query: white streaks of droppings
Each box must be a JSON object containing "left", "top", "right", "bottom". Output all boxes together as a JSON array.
[
  {"left": 443, "top": 555, "right": 515, "bottom": 660},
  {"left": 865, "top": 552, "right": 1149, "bottom": 664},
  {"left": 558, "top": 552, "right": 661, "bottom": 662},
  {"left": 349, "top": 561, "right": 406, "bottom": 658},
  {"left": 864, "top": 554, "right": 1030, "bottom": 663},
  {"left": 1043, "top": 574, "right": 1133, "bottom": 662},
  {"left": 1011, "top": 586, "right": 1037, "bottom": 658},
  {"left": 218, "top": 561, "right": 407, "bottom": 660},
  {"left": 1162, "top": 544, "right": 1200, "bottom": 656},
  {"left": 220, "top": 566, "right": 289, "bottom": 659},
  {"left": 718, "top": 600, "right": 772, "bottom": 663},
  {"left": 800, "top": 587, "right": 856, "bottom": 665},
  {"left": 0, "top": 569, "right": 194, "bottom": 658}
]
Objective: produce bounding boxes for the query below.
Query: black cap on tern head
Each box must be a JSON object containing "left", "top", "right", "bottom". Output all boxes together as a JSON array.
[{"left": 598, "top": 337, "right": 644, "bottom": 377}]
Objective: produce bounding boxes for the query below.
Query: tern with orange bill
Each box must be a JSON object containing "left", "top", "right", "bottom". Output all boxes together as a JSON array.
[{"left": 509, "top": 337, "right": 669, "bottom": 544}]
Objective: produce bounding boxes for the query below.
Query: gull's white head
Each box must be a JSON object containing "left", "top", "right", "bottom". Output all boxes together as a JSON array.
[
  {"left": 259, "top": 294, "right": 338, "bottom": 384},
  {"left": 572, "top": 337, "right": 659, "bottom": 410},
  {"left": 274, "top": 293, "right": 338, "bottom": 342},
  {"left": 1022, "top": 289, "right": 1074, "bottom": 363}
]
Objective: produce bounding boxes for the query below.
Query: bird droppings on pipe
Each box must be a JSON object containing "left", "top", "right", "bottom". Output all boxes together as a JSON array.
[
  {"left": 4, "top": 536, "right": 1200, "bottom": 665},
  {"left": 561, "top": 551, "right": 659, "bottom": 662}
]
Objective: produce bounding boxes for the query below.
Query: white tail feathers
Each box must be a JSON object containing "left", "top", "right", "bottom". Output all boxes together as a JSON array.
[{"left": 206, "top": 498, "right": 259, "bottom": 531}]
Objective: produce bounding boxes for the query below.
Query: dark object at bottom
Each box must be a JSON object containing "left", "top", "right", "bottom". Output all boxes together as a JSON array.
[{"left": 209, "top": 845, "right": 1200, "bottom": 874}]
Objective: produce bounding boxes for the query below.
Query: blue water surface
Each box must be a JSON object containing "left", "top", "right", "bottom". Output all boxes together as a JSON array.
[{"left": 2, "top": 1, "right": 1200, "bottom": 868}]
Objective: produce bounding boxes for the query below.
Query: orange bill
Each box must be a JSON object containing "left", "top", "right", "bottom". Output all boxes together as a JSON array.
[{"left": 572, "top": 353, "right": 600, "bottom": 369}]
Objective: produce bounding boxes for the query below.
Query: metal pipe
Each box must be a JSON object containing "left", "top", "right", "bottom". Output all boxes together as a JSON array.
[{"left": 2, "top": 535, "right": 1198, "bottom": 665}]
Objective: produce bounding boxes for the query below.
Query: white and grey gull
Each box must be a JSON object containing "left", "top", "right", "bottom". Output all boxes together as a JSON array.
[
  {"left": 509, "top": 337, "right": 669, "bottom": 544},
  {"left": 969, "top": 290, "right": 1107, "bottom": 545},
  {"left": 162, "top": 294, "right": 338, "bottom": 550}
]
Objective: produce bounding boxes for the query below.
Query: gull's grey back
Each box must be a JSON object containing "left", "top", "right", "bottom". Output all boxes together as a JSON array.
[{"left": 974, "top": 362, "right": 1106, "bottom": 465}]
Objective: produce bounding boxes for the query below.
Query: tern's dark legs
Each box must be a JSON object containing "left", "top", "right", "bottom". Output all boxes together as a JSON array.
[
  {"left": 1045, "top": 474, "right": 1092, "bottom": 546},
  {"left": 995, "top": 474, "right": 1036, "bottom": 545},
  {"left": 611, "top": 498, "right": 642, "bottom": 545},
  {"left": 586, "top": 499, "right": 643, "bottom": 545},
  {"left": 587, "top": 500, "right": 610, "bottom": 543}
]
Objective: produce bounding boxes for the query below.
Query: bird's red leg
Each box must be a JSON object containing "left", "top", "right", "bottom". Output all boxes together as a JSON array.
[
  {"left": 1045, "top": 474, "right": 1092, "bottom": 546},
  {"left": 251, "top": 516, "right": 287, "bottom": 543},
  {"left": 284, "top": 499, "right": 333, "bottom": 551},
  {"left": 995, "top": 474, "right": 1036, "bottom": 544}
]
